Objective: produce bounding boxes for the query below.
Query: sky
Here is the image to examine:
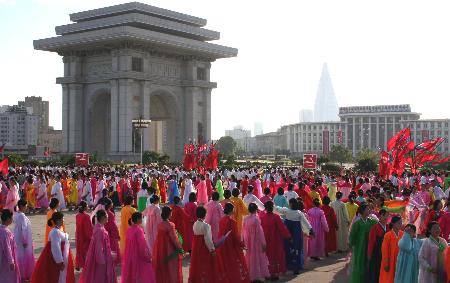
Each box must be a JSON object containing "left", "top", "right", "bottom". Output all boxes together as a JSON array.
[{"left": 1, "top": 0, "right": 450, "bottom": 139}]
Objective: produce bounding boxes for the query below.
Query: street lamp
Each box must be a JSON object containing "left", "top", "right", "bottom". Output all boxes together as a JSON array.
[{"left": 132, "top": 116, "right": 151, "bottom": 164}]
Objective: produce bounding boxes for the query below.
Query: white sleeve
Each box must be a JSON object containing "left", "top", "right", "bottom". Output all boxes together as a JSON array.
[
  {"left": 204, "top": 224, "right": 215, "bottom": 252},
  {"left": 300, "top": 212, "right": 312, "bottom": 233},
  {"left": 50, "top": 230, "right": 63, "bottom": 263},
  {"left": 253, "top": 196, "right": 265, "bottom": 211},
  {"left": 275, "top": 206, "right": 289, "bottom": 215}
]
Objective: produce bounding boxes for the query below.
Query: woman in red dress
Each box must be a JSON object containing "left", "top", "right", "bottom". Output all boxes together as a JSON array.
[
  {"left": 217, "top": 203, "right": 250, "bottom": 283},
  {"left": 152, "top": 206, "right": 183, "bottom": 283},
  {"left": 321, "top": 196, "right": 338, "bottom": 255},
  {"left": 75, "top": 201, "right": 93, "bottom": 270},
  {"left": 188, "top": 206, "right": 227, "bottom": 283},
  {"left": 183, "top": 192, "right": 198, "bottom": 253}
]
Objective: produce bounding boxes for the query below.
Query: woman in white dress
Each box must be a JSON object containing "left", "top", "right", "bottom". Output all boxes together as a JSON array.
[{"left": 31, "top": 212, "right": 75, "bottom": 283}]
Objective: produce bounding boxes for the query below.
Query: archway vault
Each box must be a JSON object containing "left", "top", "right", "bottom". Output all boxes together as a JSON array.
[{"left": 88, "top": 89, "right": 111, "bottom": 159}]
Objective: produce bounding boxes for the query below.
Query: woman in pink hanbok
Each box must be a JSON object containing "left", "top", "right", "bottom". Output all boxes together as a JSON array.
[
  {"left": 143, "top": 195, "right": 161, "bottom": 252},
  {"left": 242, "top": 203, "right": 270, "bottom": 282},
  {"left": 205, "top": 192, "right": 224, "bottom": 242},
  {"left": 0, "top": 209, "right": 20, "bottom": 282},
  {"left": 5, "top": 177, "right": 20, "bottom": 212},
  {"left": 36, "top": 176, "right": 49, "bottom": 211},
  {"left": 418, "top": 221, "right": 447, "bottom": 283},
  {"left": 13, "top": 200, "right": 35, "bottom": 281},
  {"left": 307, "top": 198, "right": 329, "bottom": 260},
  {"left": 79, "top": 210, "right": 117, "bottom": 283},
  {"left": 121, "top": 212, "right": 155, "bottom": 283},
  {"left": 196, "top": 175, "right": 208, "bottom": 205}
]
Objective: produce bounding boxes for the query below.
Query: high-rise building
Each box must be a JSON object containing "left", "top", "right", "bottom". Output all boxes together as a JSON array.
[
  {"left": 225, "top": 126, "right": 251, "bottom": 140},
  {"left": 254, "top": 122, "right": 264, "bottom": 136},
  {"left": 313, "top": 63, "right": 339, "bottom": 122},
  {"left": 18, "top": 96, "right": 50, "bottom": 136},
  {"left": 0, "top": 106, "right": 39, "bottom": 146},
  {"left": 299, "top": 109, "right": 314, "bottom": 122}
]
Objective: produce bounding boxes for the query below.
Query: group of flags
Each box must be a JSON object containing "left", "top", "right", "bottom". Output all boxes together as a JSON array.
[
  {"left": 183, "top": 142, "right": 219, "bottom": 171},
  {"left": 379, "top": 127, "right": 450, "bottom": 177}
]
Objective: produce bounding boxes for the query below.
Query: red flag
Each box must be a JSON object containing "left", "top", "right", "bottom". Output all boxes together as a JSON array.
[
  {"left": 44, "top": 148, "right": 50, "bottom": 157},
  {"left": 432, "top": 155, "right": 450, "bottom": 165},
  {"left": 415, "top": 138, "right": 444, "bottom": 153},
  {"left": 387, "top": 128, "right": 410, "bottom": 151},
  {"left": 416, "top": 153, "right": 440, "bottom": 165},
  {"left": 0, "top": 158, "right": 8, "bottom": 176}
]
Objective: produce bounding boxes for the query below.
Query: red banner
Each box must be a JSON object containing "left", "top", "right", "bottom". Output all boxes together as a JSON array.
[
  {"left": 421, "top": 130, "right": 429, "bottom": 142},
  {"left": 323, "top": 130, "right": 330, "bottom": 155},
  {"left": 75, "top": 153, "right": 90, "bottom": 167},
  {"left": 303, "top": 154, "right": 317, "bottom": 169}
]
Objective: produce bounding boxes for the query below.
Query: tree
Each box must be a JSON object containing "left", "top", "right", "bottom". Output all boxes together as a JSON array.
[
  {"left": 216, "top": 136, "right": 237, "bottom": 156},
  {"left": 143, "top": 151, "right": 161, "bottom": 164},
  {"left": 329, "top": 145, "right": 352, "bottom": 165},
  {"left": 318, "top": 155, "right": 330, "bottom": 164},
  {"left": 6, "top": 153, "right": 24, "bottom": 166},
  {"left": 355, "top": 149, "right": 378, "bottom": 173}
]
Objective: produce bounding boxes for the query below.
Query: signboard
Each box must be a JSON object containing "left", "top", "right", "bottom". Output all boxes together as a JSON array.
[
  {"left": 303, "top": 154, "right": 317, "bottom": 169},
  {"left": 75, "top": 153, "right": 90, "bottom": 167},
  {"left": 323, "top": 130, "right": 330, "bottom": 155}
]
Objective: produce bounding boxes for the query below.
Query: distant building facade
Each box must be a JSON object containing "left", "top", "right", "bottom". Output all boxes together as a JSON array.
[
  {"left": 252, "top": 104, "right": 449, "bottom": 157},
  {"left": 280, "top": 121, "right": 346, "bottom": 156},
  {"left": 339, "top": 104, "right": 421, "bottom": 156},
  {"left": 225, "top": 126, "right": 251, "bottom": 152},
  {"left": 400, "top": 118, "right": 450, "bottom": 154},
  {"left": 254, "top": 132, "right": 281, "bottom": 155},
  {"left": 18, "top": 96, "right": 50, "bottom": 139},
  {"left": 0, "top": 106, "right": 39, "bottom": 146}
]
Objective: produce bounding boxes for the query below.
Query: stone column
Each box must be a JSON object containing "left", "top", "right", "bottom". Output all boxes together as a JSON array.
[
  {"left": 110, "top": 79, "right": 119, "bottom": 153},
  {"left": 61, "top": 84, "right": 69, "bottom": 153},
  {"left": 68, "top": 83, "right": 83, "bottom": 152},
  {"left": 118, "top": 79, "right": 133, "bottom": 152},
  {"left": 203, "top": 88, "right": 212, "bottom": 142},
  {"left": 352, "top": 118, "right": 356, "bottom": 156},
  {"left": 184, "top": 86, "right": 198, "bottom": 143}
]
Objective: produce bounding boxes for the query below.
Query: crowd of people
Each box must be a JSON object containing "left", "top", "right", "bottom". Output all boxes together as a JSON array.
[{"left": 0, "top": 165, "right": 449, "bottom": 283}]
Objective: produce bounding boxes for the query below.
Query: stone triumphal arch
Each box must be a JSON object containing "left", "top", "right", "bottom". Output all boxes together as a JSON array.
[{"left": 34, "top": 2, "right": 237, "bottom": 161}]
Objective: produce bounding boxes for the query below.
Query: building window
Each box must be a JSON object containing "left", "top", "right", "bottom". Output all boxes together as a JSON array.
[
  {"left": 197, "top": 67, "right": 206, "bottom": 80},
  {"left": 132, "top": 57, "right": 143, "bottom": 72}
]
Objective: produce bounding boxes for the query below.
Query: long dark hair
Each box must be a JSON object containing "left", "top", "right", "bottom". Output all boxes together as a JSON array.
[
  {"left": 425, "top": 221, "right": 439, "bottom": 238},
  {"left": 47, "top": 211, "right": 64, "bottom": 227}
]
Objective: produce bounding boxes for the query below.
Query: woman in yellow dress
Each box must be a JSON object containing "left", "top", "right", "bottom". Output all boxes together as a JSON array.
[
  {"left": 25, "top": 176, "right": 36, "bottom": 212},
  {"left": 119, "top": 195, "right": 136, "bottom": 253},
  {"left": 68, "top": 174, "right": 78, "bottom": 209}
]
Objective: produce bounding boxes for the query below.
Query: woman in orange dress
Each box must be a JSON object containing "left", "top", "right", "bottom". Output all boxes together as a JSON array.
[{"left": 379, "top": 215, "right": 404, "bottom": 283}]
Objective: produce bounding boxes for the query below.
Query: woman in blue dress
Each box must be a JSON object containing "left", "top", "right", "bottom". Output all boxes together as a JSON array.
[
  {"left": 276, "top": 198, "right": 313, "bottom": 274},
  {"left": 394, "top": 224, "right": 423, "bottom": 283}
]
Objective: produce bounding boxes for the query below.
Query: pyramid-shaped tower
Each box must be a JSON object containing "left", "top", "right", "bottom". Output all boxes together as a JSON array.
[{"left": 313, "top": 63, "right": 339, "bottom": 121}]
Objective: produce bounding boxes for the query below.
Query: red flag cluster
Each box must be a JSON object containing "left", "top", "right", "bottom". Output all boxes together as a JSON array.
[
  {"left": 380, "top": 128, "right": 449, "bottom": 177},
  {"left": 183, "top": 142, "right": 219, "bottom": 171},
  {"left": 0, "top": 158, "right": 8, "bottom": 176}
]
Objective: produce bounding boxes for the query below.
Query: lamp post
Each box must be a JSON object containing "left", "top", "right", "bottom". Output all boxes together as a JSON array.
[{"left": 132, "top": 116, "right": 151, "bottom": 164}]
